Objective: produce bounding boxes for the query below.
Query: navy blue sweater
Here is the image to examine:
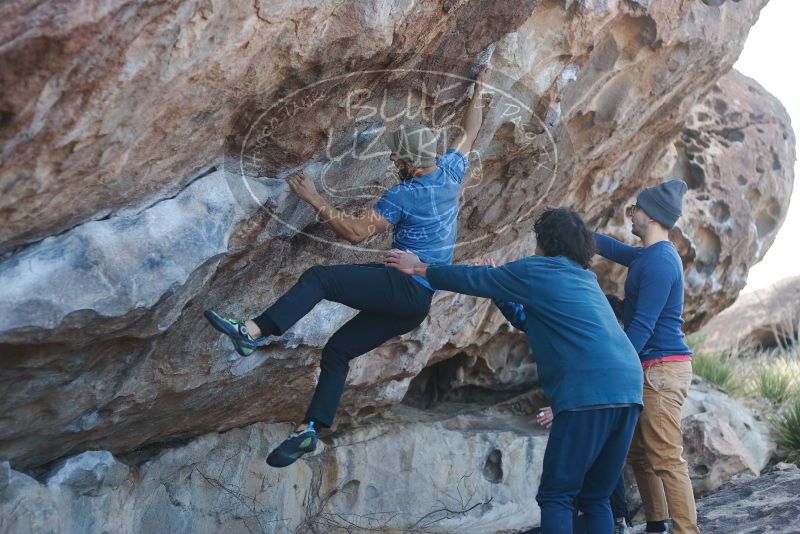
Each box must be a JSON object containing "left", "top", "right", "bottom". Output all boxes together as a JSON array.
[
  {"left": 426, "top": 256, "right": 643, "bottom": 415},
  {"left": 594, "top": 233, "right": 692, "bottom": 362}
]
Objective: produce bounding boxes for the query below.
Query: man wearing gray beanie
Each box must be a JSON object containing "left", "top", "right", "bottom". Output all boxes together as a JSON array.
[
  {"left": 594, "top": 180, "right": 698, "bottom": 534},
  {"left": 204, "top": 65, "right": 492, "bottom": 469}
]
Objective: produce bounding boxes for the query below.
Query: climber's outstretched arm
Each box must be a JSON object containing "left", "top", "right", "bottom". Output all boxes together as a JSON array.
[
  {"left": 449, "top": 63, "right": 492, "bottom": 156},
  {"left": 287, "top": 172, "right": 392, "bottom": 245}
]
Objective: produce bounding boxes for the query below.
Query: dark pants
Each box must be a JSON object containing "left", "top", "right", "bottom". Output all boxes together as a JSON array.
[
  {"left": 574, "top": 476, "right": 629, "bottom": 533},
  {"left": 610, "top": 475, "right": 628, "bottom": 521},
  {"left": 253, "top": 263, "right": 432, "bottom": 428},
  {"left": 537, "top": 406, "right": 640, "bottom": 534}
]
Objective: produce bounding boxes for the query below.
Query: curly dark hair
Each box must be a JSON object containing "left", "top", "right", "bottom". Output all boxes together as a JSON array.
[{"left": 533, "top": 207, "right": 596, "bottom": 268}]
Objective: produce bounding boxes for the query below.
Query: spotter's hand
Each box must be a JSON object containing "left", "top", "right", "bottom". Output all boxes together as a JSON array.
[
  {"left": 536, "top": 406, "right": 554, "bottom": 429},
  {"left": 384, "top": 249, "right": 424, "bottom": 276}
]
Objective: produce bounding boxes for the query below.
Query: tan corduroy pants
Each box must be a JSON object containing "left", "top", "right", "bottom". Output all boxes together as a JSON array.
[{"left": 627, "top": 360, "right": 700, "bottom": 534}]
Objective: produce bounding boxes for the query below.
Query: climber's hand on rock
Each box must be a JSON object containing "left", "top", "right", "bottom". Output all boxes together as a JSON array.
[
  {"left": 536, "top": 406, "right": 553, "bottom": 429},
  {"left": 475, "top": 63, "right": 492, "bottom": 93},
  {"left": 384, "top": 249, "right": 426, "bottom": 277},
  {"left": 287, "top": 172, "right": 321, "bottom": 204}
]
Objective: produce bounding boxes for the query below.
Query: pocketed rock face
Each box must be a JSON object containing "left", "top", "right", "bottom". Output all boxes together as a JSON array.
[
  {"left": 0, "top": 0, "right": 795, "bottom": 474},
  {"left": 0, "top": 388, "right": 777, "bottom": 534},
  {"left": 592, "top": 70, "right": 795, "bottom": 332},
  {"left": 0, "top": 405, "right": 550, "bottom": 534}
]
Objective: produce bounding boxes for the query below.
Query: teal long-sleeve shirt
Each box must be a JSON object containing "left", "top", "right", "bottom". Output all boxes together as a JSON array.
[
  {"left": 426, "top": 256, "right": 643, "bottom": 414},
  {"left": 593, "top": 233, "right": 692, "bottom": 361}
]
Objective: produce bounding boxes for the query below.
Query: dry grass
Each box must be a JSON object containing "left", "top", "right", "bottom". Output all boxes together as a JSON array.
[
  {"left": 747, "top": 356, "right": 799, "bottom": 405},
  {"left": 692, "top": 351, "right": 740, "bottom": 392},
  {"left": 691, "top": 324, "right": 800, "bottom": 465},
  {"left": 775, "top": 400, "right": 800, "bottom": 465}
]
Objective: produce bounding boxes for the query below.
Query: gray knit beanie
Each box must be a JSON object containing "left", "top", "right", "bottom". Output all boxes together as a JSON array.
[
  {"left": 384, "top": 122, "right": 438, "bottom": 167},
  {"left": 636, "top": 180, "right": 688, "bottom": 229}
]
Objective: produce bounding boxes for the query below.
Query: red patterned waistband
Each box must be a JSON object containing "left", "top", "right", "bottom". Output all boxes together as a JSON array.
[{"left": 641, "top": 354, "right": 693, "bottom": 369}]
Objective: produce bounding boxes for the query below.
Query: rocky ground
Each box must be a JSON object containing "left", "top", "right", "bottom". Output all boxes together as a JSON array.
[
  {"left": 629, "top": 464, "right": 800, "bottom": 534},
  {"left": 692, "top": 463, "right": 800, "bottom": 534},
  {"left": 0, "top": 378, "right": 782, "bottom": 533}
]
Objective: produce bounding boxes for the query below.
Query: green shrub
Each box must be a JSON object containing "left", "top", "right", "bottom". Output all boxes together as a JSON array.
[
  {"left": 750, "top": 361, "right": 798, "bottom": 405},
  {"left": 692, "top": 351, "right": 740, "bottom": 392},
  {"left": 775, "top": 400, "right": 800, "bottom": 464}
]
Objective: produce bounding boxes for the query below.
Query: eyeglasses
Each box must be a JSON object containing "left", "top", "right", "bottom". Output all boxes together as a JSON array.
[{"left": 625, "top": 204, "right": 640, "bottom": 218}]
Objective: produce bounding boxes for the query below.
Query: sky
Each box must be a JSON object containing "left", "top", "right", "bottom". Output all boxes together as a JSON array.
[{"left": 735, "top": 0, "right": 800, "bottom": 293}]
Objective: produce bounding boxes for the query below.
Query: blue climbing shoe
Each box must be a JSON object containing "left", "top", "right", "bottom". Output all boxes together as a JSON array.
[
  {"left": 204, "top": 309, "right": 265, "bottom": 357},
  {"left": 266, "top": 423, "right": 318, "bottom": 468}
]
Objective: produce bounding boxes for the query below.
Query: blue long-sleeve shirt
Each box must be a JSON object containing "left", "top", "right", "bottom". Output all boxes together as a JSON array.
[
  {"left": 593, "top": 233, "right": 692, "bottom": 362},
  {"left": 426, "top": 256, "right": 643, "bottom": 414}
]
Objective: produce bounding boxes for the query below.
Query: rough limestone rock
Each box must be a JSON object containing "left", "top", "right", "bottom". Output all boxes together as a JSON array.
[
  {"left": 683, "top": 414, "right": 762, "bottom": 495},
  {"left": 0, "top": 0, "right": 795, "bottom": 477},
  {"left": 0, "top": 461, "right": 9, "bottom": 494},
  {"left": 592, "top": 70, "right": 795, "bottom": 332},
  {"left": 700, "top": 275, "right": 800, "bottom": 352},
  {"left": 620, "top": 377, "right": 776, "bottom": 516},
  {"left": 695, "top": 464, "right": 800, "bottom": 534},
  {"left": 0, "top": 401, "right": 550, "bottom": 534},
  {"left": 45, "top": 450, "right": 130, "bottom": 496},
  {"left": 631, "top": 464, "right": 800, "bottom": 534},
  {"left": 681, "top": 378, "right": 777, "bottom": 494},
  {"left": 0, "top": 381, "right": 778, "bottom": 533}
]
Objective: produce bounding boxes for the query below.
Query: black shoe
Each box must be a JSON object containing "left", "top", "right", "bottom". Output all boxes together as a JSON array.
[
  {"left": 204, "top": 310, "right": 266, "bottom": 357},
  {"left": 266, "top": 423, "right": 318, "bottom": 468}
]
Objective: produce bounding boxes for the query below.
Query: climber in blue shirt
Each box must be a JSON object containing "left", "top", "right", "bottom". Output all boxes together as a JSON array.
[
  {"left": 386, "top": 207, "right": 643, "bottom": 534},
  {"left": 203, "top": 65, "right": 492, "bottom": 468}
]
